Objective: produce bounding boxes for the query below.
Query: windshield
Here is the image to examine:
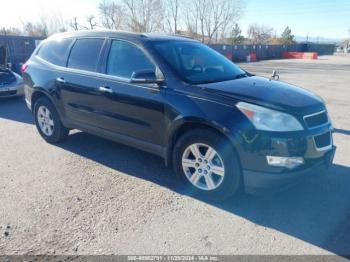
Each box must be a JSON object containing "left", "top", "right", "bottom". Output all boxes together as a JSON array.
[{"left": 152, "top": 40, "right": 246, "bottom": 84}]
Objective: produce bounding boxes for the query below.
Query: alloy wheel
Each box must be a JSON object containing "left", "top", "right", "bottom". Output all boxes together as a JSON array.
[
  {"left": 182, "top": 143, "right": 225, "bottom": 191},
  {"left": 37, "top": 105, "right": 54, "bottom": 136}
]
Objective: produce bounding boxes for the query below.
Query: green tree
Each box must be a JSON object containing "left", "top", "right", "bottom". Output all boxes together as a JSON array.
[
  {"left": 280, "top": 26, "right": 295, "bottom": 44},
  {"left": 230, "top": 23, "right": 244, "bottom": 44}
]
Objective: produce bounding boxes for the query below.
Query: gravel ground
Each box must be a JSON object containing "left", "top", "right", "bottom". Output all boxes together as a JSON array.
[{"left": 0, "top": 54, "right": 349, "bottom": 255}]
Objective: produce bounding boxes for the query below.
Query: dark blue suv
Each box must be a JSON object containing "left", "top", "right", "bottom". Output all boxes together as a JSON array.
[{"left": 23, "top": 31, "right": 335, "bottom": 199}]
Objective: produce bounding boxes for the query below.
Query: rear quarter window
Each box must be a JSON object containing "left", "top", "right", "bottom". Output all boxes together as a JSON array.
[
  {"left": 37, "top": 38, "right": 73, "bottom": 66},
  {"left": 67, "top": 38, "right": 104, "bottom": 72}
]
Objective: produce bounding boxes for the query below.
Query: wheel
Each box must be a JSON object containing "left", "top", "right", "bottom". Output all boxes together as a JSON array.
[
  {"left": 34, "top": 97, "right": 69, "bottom": 143},
  {"left": 173, "top": 129, "right": 242, "bottom": 200}
]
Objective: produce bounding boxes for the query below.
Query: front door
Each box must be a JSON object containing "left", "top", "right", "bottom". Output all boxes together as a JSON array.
[{"left": 96, "top": 40, "right": 167, "bottom": 147}]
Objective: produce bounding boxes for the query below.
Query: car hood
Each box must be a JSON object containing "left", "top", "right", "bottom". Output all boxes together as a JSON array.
[{"left": 199, "top": 76, "right": 324, "bottom": 114}]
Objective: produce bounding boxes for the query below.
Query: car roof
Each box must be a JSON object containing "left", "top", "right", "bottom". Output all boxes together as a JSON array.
[{"left": 48, "top": 30, "right": 197, "bottom": 42}]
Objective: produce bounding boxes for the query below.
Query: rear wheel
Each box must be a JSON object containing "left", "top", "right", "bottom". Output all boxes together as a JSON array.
[
  {"left": 173, "top": 129, "right": 242, "bottom": 200},
  {"left": 34, "top": 97, "right": 69, "bottom": 143}
]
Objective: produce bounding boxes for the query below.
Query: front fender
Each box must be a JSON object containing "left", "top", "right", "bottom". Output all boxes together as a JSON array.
[{"left": 165, "top": 115, "right": 246, "bottom": 167}]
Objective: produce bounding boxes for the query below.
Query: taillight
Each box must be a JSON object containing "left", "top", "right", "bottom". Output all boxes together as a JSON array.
[{"left": 21, "top": 63, "right": 28, "bottom": 74}]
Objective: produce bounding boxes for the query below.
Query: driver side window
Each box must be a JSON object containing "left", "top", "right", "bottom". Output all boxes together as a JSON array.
[{"left": 107, "top": 40, "right": 155, "bottom": 79}]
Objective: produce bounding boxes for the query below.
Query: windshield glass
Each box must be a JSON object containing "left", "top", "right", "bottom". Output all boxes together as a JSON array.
[{"left": 152, "top": 40, "right": 246, "bottom": 84}]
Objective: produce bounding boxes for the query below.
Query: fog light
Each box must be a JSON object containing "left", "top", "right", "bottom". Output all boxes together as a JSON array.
[{"left": 266, "top": 156, "right": 304, "bottom": 169}]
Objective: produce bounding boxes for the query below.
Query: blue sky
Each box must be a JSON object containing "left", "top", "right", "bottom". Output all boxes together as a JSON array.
[
  {"left": 240, "top": 0, "right": 350, "bottom": 39},
  {"left": 0, "top": 0, "right": 349, "bottom": 39}
]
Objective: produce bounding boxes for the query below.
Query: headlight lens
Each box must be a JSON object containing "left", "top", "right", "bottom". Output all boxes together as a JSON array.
[{"left": 236, "top": 102, "right": 303, "bottom": 131}]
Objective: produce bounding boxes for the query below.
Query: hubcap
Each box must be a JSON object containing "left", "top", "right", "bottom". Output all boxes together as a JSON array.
[
  {"left": 37, "top": 106, "right": 54, "bottom": 136},
  {"left": 182, "top": 143, "right": 225, "bottom": 191}
]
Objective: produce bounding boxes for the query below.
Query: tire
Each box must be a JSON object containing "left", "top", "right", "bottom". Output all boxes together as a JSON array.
[
  {"left": 34, "top": 97, "right": 69, "bottom": 143},
  {"left": 173, "top": 128, "right": 242, "bottom": 200}
]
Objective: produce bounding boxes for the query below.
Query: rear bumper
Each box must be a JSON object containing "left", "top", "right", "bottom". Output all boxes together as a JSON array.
[{"left": 243, "top": 146, "right": 336, "bottom": 194}]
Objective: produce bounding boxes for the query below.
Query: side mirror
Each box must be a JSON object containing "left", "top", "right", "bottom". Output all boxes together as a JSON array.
[
  {"left": 270, "top": 70, "right": 280, "bottom": 80},
  {"left": 130, "top": 69, "right": 164, "bottom": 84}
]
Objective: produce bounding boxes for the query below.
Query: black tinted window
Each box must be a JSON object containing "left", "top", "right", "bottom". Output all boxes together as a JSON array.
[
  {"left": 107, "top": 40, "right": 155, "bottom": 78},
  {"left": 68, "top": 38, "right": 104, "bottom": 72},
  {"left": 37, "top": 38, "right": 73, "bottom": 66}
]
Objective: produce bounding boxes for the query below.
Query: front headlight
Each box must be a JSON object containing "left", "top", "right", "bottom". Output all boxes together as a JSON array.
[{"left": 236, "top": 102, "right": 303, "bottom": 131}]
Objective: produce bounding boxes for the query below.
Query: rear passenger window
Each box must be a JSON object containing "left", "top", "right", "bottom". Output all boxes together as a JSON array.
[
  {"left": 107, "top": 40, "right": 155, "bottom": 78},
  {"left": 68, "top": 38, "right": 104, "bottom": 72},
  {"left": 37, "top": 38, "right": 73, "bottom": 66}
]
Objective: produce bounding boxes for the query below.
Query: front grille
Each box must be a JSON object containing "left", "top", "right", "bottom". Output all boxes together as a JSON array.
[
  {"left": 0, "top": 90, "right": 17, "bottom": 97},
  {"left": 304, "top": 111, "right": 329, "bottom": 129},
  {"left": 314, "top": 132, "right": 332, "bottom": 150}
]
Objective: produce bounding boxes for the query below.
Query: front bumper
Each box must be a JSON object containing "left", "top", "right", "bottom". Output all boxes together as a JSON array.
[
  {"left": 0, "top": 83, "right": 24, "bottom": 98},
  {"left": 243, "top": 146, "right": 336, "bottom": 194},
  {"left": 230, "top": 118, "right": 335, "bottom": 193}
]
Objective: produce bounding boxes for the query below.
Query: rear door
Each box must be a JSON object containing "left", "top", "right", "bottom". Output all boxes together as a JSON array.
[{"left": 57, "top": 38, "right": 109, "bottom": 128}]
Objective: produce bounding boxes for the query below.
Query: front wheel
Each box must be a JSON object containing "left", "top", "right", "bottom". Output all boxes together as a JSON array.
[
  {"left": 34, "top": 97, "right": 69, "bottom": 143},
  {"left": 173, "top": 129, "right": 242, "bottom": 200}
]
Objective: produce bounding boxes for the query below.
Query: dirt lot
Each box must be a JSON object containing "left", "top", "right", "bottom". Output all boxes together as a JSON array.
[{"left": 0, "top": 54, "right": 349, "bottom": 255}]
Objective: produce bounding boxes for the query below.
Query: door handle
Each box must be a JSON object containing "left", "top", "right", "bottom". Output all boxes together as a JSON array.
[
  {"left": 99, "top": 86, "right": 113, "bottom": 94},
  {"left": 56, "top": 77, "right": 66, "bottom": 84}
]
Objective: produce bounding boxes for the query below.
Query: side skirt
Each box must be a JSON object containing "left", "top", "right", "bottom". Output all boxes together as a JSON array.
[{"left": 64, "top": 119, "right": 168, "bottom": 163}]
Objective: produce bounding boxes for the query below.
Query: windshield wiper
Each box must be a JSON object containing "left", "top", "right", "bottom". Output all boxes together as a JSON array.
[{"left": 191, "top": 73, "right": 248, "bottom": 84}]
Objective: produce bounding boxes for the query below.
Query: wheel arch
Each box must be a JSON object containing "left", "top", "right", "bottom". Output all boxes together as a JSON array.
[
  {"left": 166, "top": 118, "right": 242, "bottom": 169},
  {"left": 30, "top": 88, "right": 70, "bottom": 127},
  {"left": 31, "top": 90, "right": 53, "bottom": 112}
]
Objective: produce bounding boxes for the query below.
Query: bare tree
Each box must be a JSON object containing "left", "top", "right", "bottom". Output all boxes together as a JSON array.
[
  {"left": 247, "top": 24, "right": 273, "bottom": 44},
  {"left": 47, "top": 14, "right": 67, "bottom": 33},
  {"left": 184, "top": 1, "right": 199, "bottom": 39},
  {"left": 70, "top": 17, "right": 80, "bottom": 31},
  {"left": 22, "top": 21, "right": 48, "bottom": 37},
  {"left": 219, "top": 0, "right": 242, "bottom": 42},
  {"left": 205, "top": 0, "right": 241, "bottom": 44},
  {"left": 96, "top": 0, "right": 243, "bottom": 41},
  {"left": 184, "top": 0, "right": 241, "bottom": 43},
  {"left": 183, "top": 0, "right": 207, "bottom": 41},
  {"left": 20, "top": 14, "right": 69, "bottom": 37},
  {"left": 122, "top": 0, "right": 164, "bottom": 32},
  {"left": 165, "top": 0, "right": 180, "bottom": 34},
  {"left": 204, "top": 0, "right": 222, "bottom": 43},
  {"left": 0, "top": 27, "right": 21, "bottom": 36},
  {"left": 86, "top": 15, "right": 98, "bottom": 30},
  {"left": 196, "top": 0, "right": 207, "bottom": 42},
  {"left": 99, "top": 0, "right": 124, "bottom": 30}
]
